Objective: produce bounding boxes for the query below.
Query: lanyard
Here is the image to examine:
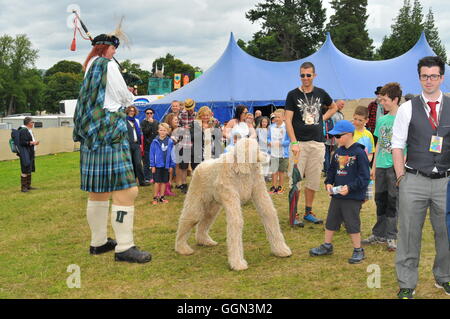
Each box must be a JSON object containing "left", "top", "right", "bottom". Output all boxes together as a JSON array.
[{"left": 300, "top": 87, "right": 314, "bottom": 106}]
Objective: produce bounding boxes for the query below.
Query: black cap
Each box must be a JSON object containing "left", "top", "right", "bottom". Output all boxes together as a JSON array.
[
  {"left": 92, "top": 34, "right": 120, "bottom": 48},
  {"left": 375, "top": 86, "right": 383, "bottom": 95}
]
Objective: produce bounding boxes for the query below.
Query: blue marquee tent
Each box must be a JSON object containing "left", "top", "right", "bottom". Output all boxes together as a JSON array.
[{"left": 139, "top": 32, "right": 450, "bottom": 124}]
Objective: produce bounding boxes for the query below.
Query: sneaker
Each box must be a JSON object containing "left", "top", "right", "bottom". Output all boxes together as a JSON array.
[
  {"left": 387, "top": 239, "right": 397, "bottom": 251},
  {"left": 292, "top": 219, "right": 304, "bottom": 228},
  {"left": 152, "top": 197, "right": 159, "bottom": 205},
  {"left": 89, "top": 238, "right": 117, "bottom": 255},
  {"left": 348, "top": 248, "right": 365, "bottom": 264},
  {"left": 277, "top": 186, "right": 284, "bottom": 194},
  {"left": 310, "top": 243, "right": 333, "bottom": 256},
  {"left": 362, "top": 235, "right": 386, "bottom": 245},
  {"left": 397, "top": 288, "right": 415, "bottom": 299},
  {"left": 159, "top": 196, "right": 169, "bottom": 203},
  {"left": 435, "top": 282, "right": 450, "bottom": 296},
  {"left": 304, "top": 212, "right": 323, "bottom": 224},
  {"left": 114, "top": 246, "right": 152, "bottom": 263},
  {"left": 269, "top": 186, "right": 278, "bottom": 194},
  {"left": 180, "top": 184, "right": 189, "bottom": 194}
]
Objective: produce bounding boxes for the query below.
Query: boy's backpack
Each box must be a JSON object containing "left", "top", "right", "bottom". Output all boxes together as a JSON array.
[{"left": 9, "top": 128, "right": 21, "bottom": 154}]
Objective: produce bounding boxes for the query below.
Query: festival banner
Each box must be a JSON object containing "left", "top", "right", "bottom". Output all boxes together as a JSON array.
[
  {"left": 183, "top": 74, "right": 190, "bottom": 86},
  {"left": 174, "top": 74, "right": 182, "bottom": 89},
  {"left": 148, "top": 78, "right": 173, "bottom": 95}
]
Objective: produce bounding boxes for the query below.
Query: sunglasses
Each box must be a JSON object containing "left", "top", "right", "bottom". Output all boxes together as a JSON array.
[
  {"left": 146, "top": 112, "right": 153, "bottom": 115},
  {"left": 333, "top": 133, "right": 348, "bottom": 139},
  {"left": 300, "top": 73, "right": 313, "bottom": 78}
]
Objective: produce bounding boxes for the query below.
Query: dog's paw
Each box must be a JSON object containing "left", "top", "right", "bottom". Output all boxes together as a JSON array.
[
  {"left": 175, "top": 244, "right": 195, "bottom": 255},
  {"left": 230, "top": 259, "right": 248, "bottom": 271},
  {"left": 272, "top": 245, "right": 292, "bottom": 257},
  {"left": 196, "top": 237, "right": 218, "bottom": 247}
]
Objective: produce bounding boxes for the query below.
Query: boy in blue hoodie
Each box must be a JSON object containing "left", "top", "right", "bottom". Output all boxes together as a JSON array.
[
  {"left": 309, "top": 120, "right": 370, "bottom": 264},
  {"left": 150, "top": 123, "right": 176, "bottom": 204}
]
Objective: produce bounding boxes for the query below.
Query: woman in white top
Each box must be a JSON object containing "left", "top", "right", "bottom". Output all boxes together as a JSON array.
[{"left": 224, "top": 105, "right": 256, "bottom": 146}]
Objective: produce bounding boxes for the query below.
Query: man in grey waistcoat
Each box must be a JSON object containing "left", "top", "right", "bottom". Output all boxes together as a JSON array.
[{"left": 392, "top": 56, "right": 450, "bottom": 299}]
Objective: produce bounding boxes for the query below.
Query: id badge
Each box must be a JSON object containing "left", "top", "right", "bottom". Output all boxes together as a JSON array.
[{"left": 430, "top": 135, "right": 443, "bottom": 153}]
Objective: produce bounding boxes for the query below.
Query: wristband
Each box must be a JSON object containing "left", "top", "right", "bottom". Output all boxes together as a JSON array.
[{"left": 291, "top": 141, "right": 299, "bottom": 145}]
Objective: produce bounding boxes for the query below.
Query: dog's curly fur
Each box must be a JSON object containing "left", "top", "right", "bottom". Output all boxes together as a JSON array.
[{"left": 175, "top": 138, "right": 292, "bottom": 271}]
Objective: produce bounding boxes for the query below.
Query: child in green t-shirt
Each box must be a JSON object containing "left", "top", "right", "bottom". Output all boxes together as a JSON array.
[{"left": 362, "top": 82, "right": 402, "bottom": 252}]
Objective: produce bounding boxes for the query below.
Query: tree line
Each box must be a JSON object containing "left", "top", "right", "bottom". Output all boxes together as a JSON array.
[
  {"left": 239, "top": 0, "right": 447, "bottom": 62},
  {"left": 0, "top": 0, "right": 447, "bottom": 116}
]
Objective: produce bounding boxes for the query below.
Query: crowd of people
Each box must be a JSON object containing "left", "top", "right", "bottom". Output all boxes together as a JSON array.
[{"left": 17, "top": 29, "right": 449, "bottom": 299}]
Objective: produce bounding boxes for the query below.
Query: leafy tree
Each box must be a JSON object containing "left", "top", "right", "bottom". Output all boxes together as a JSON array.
[
  {"left": 0, "top": 34, "right": 39, "bottom": 115},
  {"left": 326, "top": 0, "right": 374, "bottom": 60},
  {"left": 150, "top": 53, "right": 201, "bottom": 84},
  {"left": 376, "top": 0, "right": 446, "bottom": 62},
  {"left": 120, "top": 59, "right": 151, "bottom": 95},
  {"left": 44, "top": 60, "right": 82, "bottom": 79},
  {"left": 241, "top": 0, "right": 327, "bottom": 61},
  {"left": 423, "top": 8, "right": 447, "bottom": 62},
  {"left": 43, "top": 72, "right": 83, "bottom": 113}
]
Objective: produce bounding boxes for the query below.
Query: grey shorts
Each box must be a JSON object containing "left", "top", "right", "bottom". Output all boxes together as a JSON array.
[
  {"left": 270, "top": 157, "right": 289, "bottom": 173},
  {"left": 325, "top": 197, "right": 363, "bottom": 234}
]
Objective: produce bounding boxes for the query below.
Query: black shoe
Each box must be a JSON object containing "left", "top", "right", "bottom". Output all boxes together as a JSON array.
[
  {"left": 397, "top": 288, "right": 415, "bottom": 299},
  {"left": 348, "top": 248, "right": 365, "bottom": 264},
  {"left": 139, "top": 182, "right": 151, "bottom": 187},
  {"left": 310, "top": 243, "right": 333, "bottom": 256},
  {"left": 291, "top": 219, "right": 305, "bottom": 228},
  {"left": 181, "top": 184, "right": 188, "bottom": 193},
  {"left": 114, "top": 246, "right": 152, "bottom": 263},
  {"left": 90, "top": 238, "right": 117, "bottom": 255}
]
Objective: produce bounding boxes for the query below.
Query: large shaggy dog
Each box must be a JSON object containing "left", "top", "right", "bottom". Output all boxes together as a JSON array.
[{"left": 175, "top": 138, "right": 292, "bottom": 271}]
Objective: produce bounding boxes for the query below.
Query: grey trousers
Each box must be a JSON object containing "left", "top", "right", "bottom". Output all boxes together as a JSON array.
[
  {"left": 373, "top": 167, "right": 398, "bottom": 240},
  {"left": 396, "top": 172, "right": 450, "bottom": 288}
]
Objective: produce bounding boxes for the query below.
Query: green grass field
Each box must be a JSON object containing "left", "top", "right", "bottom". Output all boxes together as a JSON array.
[{"left": 0, "top": 151, "right": 446, "bottom": 299}]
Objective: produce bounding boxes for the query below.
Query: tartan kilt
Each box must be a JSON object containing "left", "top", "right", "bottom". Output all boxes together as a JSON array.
[{"left": 79, "top": 140, "right": 137, "bottom": 193}]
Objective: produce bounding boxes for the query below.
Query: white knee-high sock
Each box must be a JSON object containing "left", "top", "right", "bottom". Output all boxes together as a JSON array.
[
  {"left": 86, "top": 200, "right": 110, "bottom": 247},
  {"left": 111, "top": 205, "right": 135, "bottom": 253}
]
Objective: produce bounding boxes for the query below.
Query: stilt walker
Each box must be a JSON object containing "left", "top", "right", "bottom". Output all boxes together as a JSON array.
[{"left": 72, "top": 14, "right": 151, "bottom": 263}]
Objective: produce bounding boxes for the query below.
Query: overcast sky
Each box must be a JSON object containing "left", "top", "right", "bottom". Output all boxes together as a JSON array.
[{"left": 0, "top": 0, "right": 449, "bottom": 72}]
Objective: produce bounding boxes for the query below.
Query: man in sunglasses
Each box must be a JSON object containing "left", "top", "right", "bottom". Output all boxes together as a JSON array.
[
  {"left": 285, "top": 61, "right": 338, "bottom": 227},
  {"left": 392, "top": 56, "right": 450, "bottom": 299},
  {"left": 141, "top": 107, "right": 159, "bottom": 183}
]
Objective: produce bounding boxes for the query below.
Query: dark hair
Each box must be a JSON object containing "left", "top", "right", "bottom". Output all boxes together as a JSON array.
[
  {"left": 145, "top": 107, "right": 155, "bottom": 114},
  {"left": 257, "top": 116, "right": 270, "bottom": 128},
  {"left": 24, "top": 117, "right": 33, "bottom": 125},
  {"left": 418, "top": 56, "right": 445, "bottom": 76},
  {"left": 300, "top": 61, "right": 315, "bottom": 73},
  {"left": 379, "top": 82, "right": 402, "bottom": 104},
  {"left": 234, "top": 105, "right": 248, "bottom": 121},
  {"left": 354, "top": 106, "right": 369, "bottom": 119}
]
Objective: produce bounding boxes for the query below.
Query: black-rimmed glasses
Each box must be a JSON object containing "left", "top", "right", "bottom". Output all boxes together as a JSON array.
[{"left": 420, "top": 74, "right": 441, "bottom": 81}]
